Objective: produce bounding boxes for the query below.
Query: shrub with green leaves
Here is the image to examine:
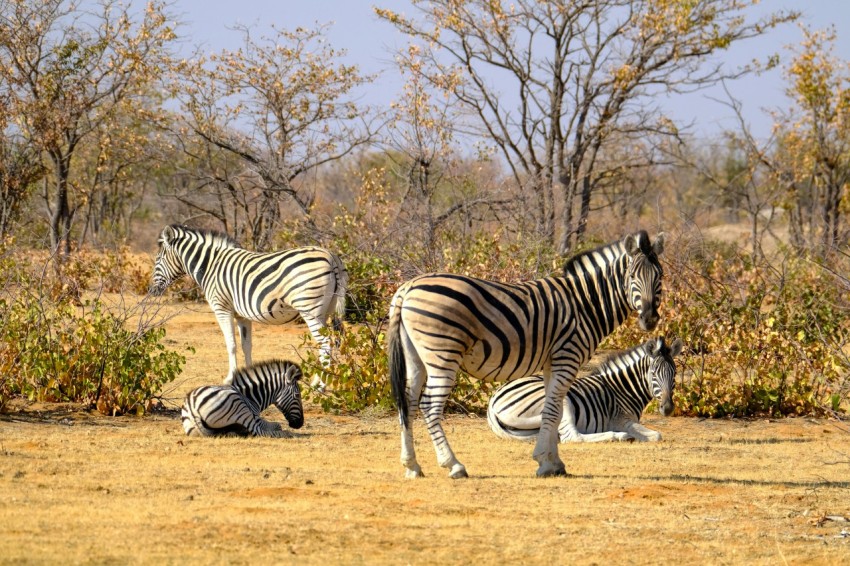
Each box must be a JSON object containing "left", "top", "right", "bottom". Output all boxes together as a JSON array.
[
  {"left": 0, "top": 250, "right": 189, "bottom": 415},
  {"left": 299, "top": 312, "right": 392, "bottom": 414}
]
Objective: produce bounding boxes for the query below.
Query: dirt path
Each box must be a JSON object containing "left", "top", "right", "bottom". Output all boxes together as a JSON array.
[{"left": 1, "top": 300, "right": 849, "bottom": 564}]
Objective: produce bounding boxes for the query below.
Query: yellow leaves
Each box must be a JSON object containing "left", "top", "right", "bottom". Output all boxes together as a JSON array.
[{"left": 613, "top": 64, "right": 637, "bottom": 87}]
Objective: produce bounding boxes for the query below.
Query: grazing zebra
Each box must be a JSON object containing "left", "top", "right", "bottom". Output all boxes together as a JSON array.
[
  {"left": 387, "top": 230, "right": 665, "bottom": 478},
  {"left": 150, "top": 225, "right": 347, "bottom": 381},
  {"left": 487, "top": 336, "right": 683, "bottom": 443},
  {"left": 181, "top": 359, "right": 304, "bottom": 437}
]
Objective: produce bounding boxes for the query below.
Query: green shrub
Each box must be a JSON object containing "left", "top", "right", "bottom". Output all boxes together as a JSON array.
[
  {"left": 0, "top": 250, "right": 189, "bottom": 415},
  {"left": 299, "top": 312, "right": 392, "bottom": 414}
]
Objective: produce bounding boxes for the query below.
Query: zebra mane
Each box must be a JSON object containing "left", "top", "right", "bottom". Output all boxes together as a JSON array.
[
  {"left": 170, "top": 224, "right": 242, "bottom": 249},
  {"left": 595, "top": 342, "right": 648, "bottom": 375},
  {"left": 561, "top": 230, "right": 660, "bottom": 277},
  {"left": 231, "top": 359, "right": 301, "bottom": 380},
  {"left": 561, "top": 237, "right": 625, "bottom": 276}
]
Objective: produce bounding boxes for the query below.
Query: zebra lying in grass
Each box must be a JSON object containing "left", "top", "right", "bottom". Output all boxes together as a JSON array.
[
  {"left": 181, "top": 359, "right": 304, "bottom": 437},
  {"left": 487, "top": 337, "right": 682, "bottom": 443}
]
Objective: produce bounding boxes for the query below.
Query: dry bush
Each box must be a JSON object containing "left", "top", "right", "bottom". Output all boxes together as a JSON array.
[{"left": 606, "top": 232, "right": 850, "bottom": 417}]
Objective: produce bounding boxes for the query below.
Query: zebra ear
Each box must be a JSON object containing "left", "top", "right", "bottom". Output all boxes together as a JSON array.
[
  {"left": 653, "top": 232, "right": 666, "bottom": 256},
  {"left": 161, "top": 225, "right": 177, "bottom": 245},
  {"left": 624, "top": 233, "right": 641, "bottom": 256},
  {"left": 645, "top": 337, "right": 662, "bottom": 355},
  {"left": 669, "top": 337, "right": 683, "bottom": 358},
  {"left": 288, "top": 364, "right": 303, "bottom": 383}
]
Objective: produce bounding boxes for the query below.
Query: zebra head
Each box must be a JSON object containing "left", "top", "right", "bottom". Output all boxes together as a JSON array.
[
  {"left": 624, "top": 231, "right": 665, "bottom": 331},
  {"left": 644, "top": 336, "right": 683, "bottom": 417},
  {"left": 150, "top": 225, "right": 186, "bottom": 296},
  {"left": 273, "top": 362, "right": 304, "bottom": 430}
]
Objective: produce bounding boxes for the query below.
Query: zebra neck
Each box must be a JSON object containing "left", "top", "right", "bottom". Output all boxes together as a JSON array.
[
  {"left": 563, "top": 250, "right": 631, "bottom": 345},
  {"left": 179, "top": 241, "right": 227, "bottom": 288},
  {"left": 231, "top": 380, "right": 271, "bottom": 414},
  {"left": 603, "top": 352, "right": 653, "bottom": 417}
]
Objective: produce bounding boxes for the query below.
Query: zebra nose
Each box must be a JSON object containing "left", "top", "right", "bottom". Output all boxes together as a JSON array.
[
  {"left": 639, "top": 311, "right": 659, "bottom": 331},
  {"left": 288, "top": 415, "right": 304, "bottom": 429},
  {"left": 660, "top": 399, "right": 674, "bottom": 416}
]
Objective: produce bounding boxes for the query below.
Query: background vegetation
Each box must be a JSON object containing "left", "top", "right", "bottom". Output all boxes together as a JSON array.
[{"left": 0, "top": 0, "right": 848, "bottom": 418}]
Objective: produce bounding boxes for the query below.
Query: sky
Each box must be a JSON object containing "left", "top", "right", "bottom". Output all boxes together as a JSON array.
[{"left": 171, "top": 0, "right": 850, "bottom": 140}]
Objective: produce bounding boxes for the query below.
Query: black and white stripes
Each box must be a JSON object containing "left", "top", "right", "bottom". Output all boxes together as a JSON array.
[
  {"left": 387, "top": 231, "right": 665, "bottom": 478},
  {"left": 487, "top": 337, "right": 683, "bottom": 443},
  {"left": 181, "top": 359, "right": 304, "bottom": 437},
  {"left": 150, "top": 225, "right": 348, "bottom": 378}
]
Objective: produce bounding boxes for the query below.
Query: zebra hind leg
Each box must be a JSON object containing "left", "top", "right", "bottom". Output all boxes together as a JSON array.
[
  {"left": 421, "top": 377, "right": 468, "bottom": 479},
  {"left": 533, "top": 372, "right": 570, "bottom": 477},
  {"left": 303, "top": 315, "right": 330, "bottom": 391},
  {"left": 623, "top": 421, "right": 662, "bottom": 442}
]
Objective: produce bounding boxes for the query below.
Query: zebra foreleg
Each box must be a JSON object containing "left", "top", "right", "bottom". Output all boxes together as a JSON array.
[
  {"left": 255, "top": 418, "right": 290, "bottom": 438},
  {"left": 533, "top": 370, "right": 571, "bottom": 477},
  {"left": 557, "top": 404, "right": 628, "bottom": 443},
  {"left": 215, "top": 311, "right": 240, "bottom": 383},
  {"left": 560, "top": 428, "right": 626, "bottom": 442},
  {"left": 622, "top": 421, "right": 662, "bottom": 442}
]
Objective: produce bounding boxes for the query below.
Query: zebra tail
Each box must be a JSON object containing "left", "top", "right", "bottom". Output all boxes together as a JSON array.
[
  {"left": 387, "top": 292, "right": 409, "bottom": 429},
  {"left": 331, "top": 259, "right": 348, "bottom": 333}
]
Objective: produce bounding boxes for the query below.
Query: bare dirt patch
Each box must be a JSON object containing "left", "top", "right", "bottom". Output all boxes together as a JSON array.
[{"left": 2, "top": 300, "right": 850, "bottom": 564}]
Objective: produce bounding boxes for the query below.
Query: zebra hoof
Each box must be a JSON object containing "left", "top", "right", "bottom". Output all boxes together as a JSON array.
[
  {"left": 449, "top": 465, "right": 468, "bottom": 479},
  {"left": 404, "top": 466, "right": 425, "bottom": 479},
  {"left": 536, "top": 463, "right": 568, "bottom": 478}
]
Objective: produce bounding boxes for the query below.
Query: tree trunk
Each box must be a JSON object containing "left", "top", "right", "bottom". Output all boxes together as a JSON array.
[
  {"left": 576, "top": 175, "right": 593, "bottom": 244},
  {"left": 557, "top": 172, "right": 577, "bottom": 255},
  {"left": 49, "top": 154, "right": 72, "bottom": 256}
]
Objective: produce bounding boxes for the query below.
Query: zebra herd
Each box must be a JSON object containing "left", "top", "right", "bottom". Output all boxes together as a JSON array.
[{"left": 153, "top": 225, "right": 677, "bottom": 478}]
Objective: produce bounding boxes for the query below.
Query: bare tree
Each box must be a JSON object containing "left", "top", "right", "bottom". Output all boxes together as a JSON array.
[
  {"left": 0, "top": 100, "right": 44, "bottom": 236},
  {"left": 167, "top": 24, "right": 377, "bottom": 250},
  {"left": 377, "top": 0, "right": 798, "bottom": 253},
  {"left": 0, "top": 0, "right": 176, "bottom": 255},
  {"left": 771, "top": 26, "right": 850, "bottom": 254},
  {"left": 383, "top": 44, "right": 513, "bottom": 269}
]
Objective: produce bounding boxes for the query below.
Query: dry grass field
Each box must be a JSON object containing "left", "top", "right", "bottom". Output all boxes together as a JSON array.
[{"left": 2, "top": 298, "right": 850, "bottom": 565}]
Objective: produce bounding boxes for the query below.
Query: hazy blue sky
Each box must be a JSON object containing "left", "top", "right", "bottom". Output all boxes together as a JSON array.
[{"left": 172, "top": 1, "right": 850, "bottom": 139}]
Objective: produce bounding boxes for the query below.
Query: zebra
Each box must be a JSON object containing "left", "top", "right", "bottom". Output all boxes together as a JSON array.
[
  {"left": 150, "top": 224, "right": 348, "bottom": 382},
  {"left": 387, "top": 230, "right": 665, "bottom": 478},
  {"left": 181, "top": 359, "right": 304, "bottom": 437},
  {"left": 487, "top": 336, "right": 683, "bottom": 443}
]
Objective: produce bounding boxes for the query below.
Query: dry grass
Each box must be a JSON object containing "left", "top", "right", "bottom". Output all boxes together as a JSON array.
[{"left": 1, "top": 298, "right": 850, "bottom": 565}]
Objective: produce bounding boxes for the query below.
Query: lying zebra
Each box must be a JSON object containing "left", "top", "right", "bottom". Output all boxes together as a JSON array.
[
  {"left": 487, "top": 337, "right": 682, "bottom": 443},
  {"left": 181, "top": 359, "right": 304, "bottom": 437}
]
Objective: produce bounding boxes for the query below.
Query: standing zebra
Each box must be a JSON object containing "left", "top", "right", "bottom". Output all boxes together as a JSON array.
[
  {"left": 487, "top": 336, "right": 683, "bottom": 443},
  {"left": 181, "top": 359, "right": 304, "bottom": 437},
  {"left": 150, "top": 225, "right": 347, "bottom": 381},
  {"left": 388, "top": 230, "right": 665, "bottom": 478}
]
